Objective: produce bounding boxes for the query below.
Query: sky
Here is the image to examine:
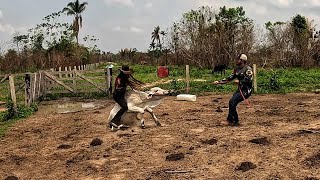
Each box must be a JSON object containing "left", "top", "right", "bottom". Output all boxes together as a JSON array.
[{"left": 0, "top": 0, "right": 320, "bottom": 53}]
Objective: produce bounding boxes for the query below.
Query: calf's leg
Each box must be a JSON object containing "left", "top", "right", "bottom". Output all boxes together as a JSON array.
[
  {"left": 136, "top": 113, "right": 146, "bottom": 129},
  {"left": 146, "top": 107, "right": 161, "bottom": 126},
  {"left": 127, "top": 104, "right": 145, "bottom": 114}
]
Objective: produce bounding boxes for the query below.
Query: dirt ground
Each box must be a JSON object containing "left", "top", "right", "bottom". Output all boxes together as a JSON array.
[{"left": 0, "top": 93, "right": 319, "bottom": 180}]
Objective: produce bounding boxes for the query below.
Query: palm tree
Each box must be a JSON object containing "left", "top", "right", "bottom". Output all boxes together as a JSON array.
[
  {"left": 151, "top": 26, "right": 166, "bottom": 48},
  {"left": 62, "top": 0, "right": 88, "bottom": 44},
  {"left": 151, "top": 26, "right": 161, "bottom": 46},
  {"left": 151, "top": 26, "right": 167, "bottom": 64}
]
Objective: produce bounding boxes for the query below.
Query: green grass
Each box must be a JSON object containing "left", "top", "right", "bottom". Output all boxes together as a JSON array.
[
  {"left": 0, "top": 103, "right": 38, "bottom": 138},
  {"left": 0, "top": 118, "right": 20, "bottom": 138},
  {"left": 124, "top": 64, "right": 320, "bottom": 95}
]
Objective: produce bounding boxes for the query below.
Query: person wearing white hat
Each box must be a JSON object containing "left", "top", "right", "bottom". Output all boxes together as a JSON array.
[{"left": 212, "top": 53, "right": 253, "bottom": 126}]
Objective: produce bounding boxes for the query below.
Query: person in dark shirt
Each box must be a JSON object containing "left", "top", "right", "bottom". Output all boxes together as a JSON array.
[
  {"left": 212, "top": 53, "right": 253, "bottom": 126},
  {"left": 109, "top": 65, "right": 144, "bottom": 130}
]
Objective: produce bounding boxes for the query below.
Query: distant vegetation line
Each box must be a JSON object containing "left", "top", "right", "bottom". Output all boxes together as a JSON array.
[{"left": 0, "top": 3, "right": 320, "bottom": 74}]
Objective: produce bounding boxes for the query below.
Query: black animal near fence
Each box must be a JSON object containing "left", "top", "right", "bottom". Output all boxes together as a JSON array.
[
  {"left": 212, "top": 65, "right": 226, "bottom": 75},
  {"left": 0, "top": 62, "right": 113, "bottom": 114}
]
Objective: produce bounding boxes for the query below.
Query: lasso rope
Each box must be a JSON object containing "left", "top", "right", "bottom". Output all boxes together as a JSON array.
[{"left": 238, "top": 85, "right": 253, "bottom": 108}]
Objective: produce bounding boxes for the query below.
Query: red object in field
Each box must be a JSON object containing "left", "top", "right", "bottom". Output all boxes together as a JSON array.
[{"left": 157, "top": 66, "right": 169, "bottom": 78}]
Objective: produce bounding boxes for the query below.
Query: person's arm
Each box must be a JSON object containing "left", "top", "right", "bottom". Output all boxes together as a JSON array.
[
  {"left": 115, "top": 77, "right": 125, "bottom": 91},
  {"left": 213, "top": 70, "right": 236, "bottom": 85}
]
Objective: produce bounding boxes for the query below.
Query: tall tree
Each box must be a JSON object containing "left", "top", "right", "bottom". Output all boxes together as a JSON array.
[
  {"left": 151, "top": 26, "right": 166, "bottom": 64},
  {"left": 151, "top": 26, "right": 166, "bottom": 50},
  {"left": 62, "top": 0, "right": 88, "bottom": 44},
  {"left": 264, "top": 21, "right": 291, "bottom": 67},
  {"left": 291, "top": 14, "right": 319, "bottom": 67},
  {"left": 151, "top": 26, "right": 161, "bottom": 47},
  {"left": 215, "top": 6, "right": 253, "bottom": 64}
]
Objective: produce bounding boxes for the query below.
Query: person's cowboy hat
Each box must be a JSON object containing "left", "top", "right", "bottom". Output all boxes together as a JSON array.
[{"left": 119, "top": 65, "right": 134, "bottom": 75}]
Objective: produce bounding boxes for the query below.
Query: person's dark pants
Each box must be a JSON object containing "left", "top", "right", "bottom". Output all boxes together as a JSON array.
[
  {"left": 227, "top": 88, "right": 252, "bottom": 125},
  {"left": 110, "top": 94, "right": 128, "bottom": 126}
]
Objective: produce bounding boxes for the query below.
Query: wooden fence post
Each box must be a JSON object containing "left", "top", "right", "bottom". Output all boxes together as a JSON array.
[
  {"left": 73, "top": 66, "right": 77, "bottom": 93},
  {"left": 64, "top": 67, "right": 68, "bottom": 78},
  {"left": 105, "top": 65, "right": 113, "bottom": 96},
  {"left": 69, "top": 66, "right": 72, "bottom": 77},
  {"left": 9, "top": 75, "right": 17, "bottom": 114},
  {"left": 25, "top": 73, "right": 31, "bottom": 106},
  {"left": 253, "top": 64, "right": 257, "bottom": 93},
  {"left": 39, "top": 71, "right": 45, "bottom": 98},
  {"left": 186, "top": 65, "right": 190, "bottom": 94},
  {"left": 37, "top": 69, "right": 42, "bottom": 99},
  {"left": 58, "top": 67, "right": 62, "bottom": 78},
  {"left": 32, "top": 73, "right": 37, "bottom": 103}
]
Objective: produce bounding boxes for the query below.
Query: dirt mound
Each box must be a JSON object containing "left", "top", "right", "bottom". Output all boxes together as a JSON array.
[
  {"left": 57, "top": 144, "right": 72, "bottom": 149},
  {"left": 201, "top": 138, "right": 218, "bottom": 145},
  {"left": 90, "top": 138, "right": 103, "bottom": 146},
  {"left": 216, "top": 107, "right": 223, "bottom": 112},
  {"left": 249, "top": 137, "right": 270, "bottom": 145},
  {"left": 165, "top": 153, "right": 185, "bottom": 161},
  {"left": 297, "top": 129, "right": 320, "bottom": 135},
  {"left": 236, "top": 161, "right": 257, "bottom": 172},
  {"left": 304, "top": 152, "right": 320, "bottom": 168},
  {"left": 9, "top": 155, "right": 26, "bottom": 166},
  {"left": 305, "top": 177, "right": 319, "bottom": 180},
  {"left": 4, "top": 176, "right": 18, "bottom": 180}
]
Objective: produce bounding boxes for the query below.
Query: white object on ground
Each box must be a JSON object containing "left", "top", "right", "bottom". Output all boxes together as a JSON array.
[{"left": 176, "top": 94, "right": 197, "bottom": 102}]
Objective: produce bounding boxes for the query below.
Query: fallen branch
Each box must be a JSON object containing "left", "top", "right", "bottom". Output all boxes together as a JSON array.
[{"left": 298, "top": 129, "right": 320, "bottom": 134}]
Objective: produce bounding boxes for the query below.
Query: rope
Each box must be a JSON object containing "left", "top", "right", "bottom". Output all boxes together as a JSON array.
[{"left": 238, "top": 85, "right": 253, "bottom": 108}]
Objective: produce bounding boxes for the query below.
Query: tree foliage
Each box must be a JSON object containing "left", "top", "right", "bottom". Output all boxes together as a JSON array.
[
  {"left": 62, "top": 0, "right": 88, "bottom": 44},
  {"left": 0, "top": 10, "right": 101, "bottom": 73},
  {"left": 165, "top": 6, "right": 254, "bottom": 68}
]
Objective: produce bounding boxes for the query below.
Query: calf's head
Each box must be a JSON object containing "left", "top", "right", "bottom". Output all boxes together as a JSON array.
[{"left": 147, "top": 87, "right": 172, "bottom": 100}]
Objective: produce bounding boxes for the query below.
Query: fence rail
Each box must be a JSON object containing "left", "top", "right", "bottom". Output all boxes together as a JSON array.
[{"left": 0, "top": 62, "right": 113, "bottom": 114}]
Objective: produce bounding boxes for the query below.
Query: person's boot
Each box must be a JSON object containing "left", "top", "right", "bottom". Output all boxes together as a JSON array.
[{"left": 109, "top": 122, "right": 119, "bottom": 131}]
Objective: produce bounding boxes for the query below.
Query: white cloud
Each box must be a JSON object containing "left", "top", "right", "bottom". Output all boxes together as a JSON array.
[
  {"left": 111, "top": 25, "right": 143, "bottom": 33},
  {"left": 104, "top": 0, "right": 134, "bottom": 7},
  {"left": 309, "top": 0, "right": 320, "bottom": 6},
  {"left": 129, "top": 26, "right": 143, "bottom": 33},
  {"left": 0, "top": 10, "right": 3, "bottom": 19},
  {"left": 112, "top": 26, "right": 122, "bottom": 32},
  {"left": 274, "top": 0, "right": 293, "bottom": 7},
  {"left": 144, "top": 2, "right": 153, "bottom": 9},
  {"left": 245, "top": 2, "right": 267, "bottom": 16},
  {"left": 0, "top": 23, "right": 15, "bottom": 34}
]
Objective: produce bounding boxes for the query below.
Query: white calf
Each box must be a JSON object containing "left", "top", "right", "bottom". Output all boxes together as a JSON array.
[{"left": 107, "top": 87, "right": 170, "bottom": 129}]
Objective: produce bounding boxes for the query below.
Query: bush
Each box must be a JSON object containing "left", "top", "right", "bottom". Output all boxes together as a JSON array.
[{"left": 1, "top": 99, "right": 38, "bottom": 121}]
